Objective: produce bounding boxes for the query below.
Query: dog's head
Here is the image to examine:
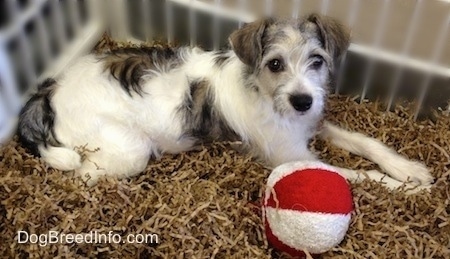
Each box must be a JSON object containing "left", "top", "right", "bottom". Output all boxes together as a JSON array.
[{"left": 229, "top": 14, "right": 350, "bottom": 118}]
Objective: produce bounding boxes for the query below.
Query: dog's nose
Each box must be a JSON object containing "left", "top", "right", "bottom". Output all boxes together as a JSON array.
[{"left": 289, "top": 94, "right": 313, "bottom": 112}]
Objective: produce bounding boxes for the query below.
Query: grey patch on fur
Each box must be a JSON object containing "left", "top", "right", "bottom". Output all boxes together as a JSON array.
[
  {"left": 18, "top": 78, "right": 60, "bottom": 156},
  {"left": 301, "top": 13, "right": 350, "bottom": 64},
  {"left": 101, "top": 47, "right": 182, "bottom": 96},
  {"left": 179, "top": 79, "right": 239, "bottom": 143}
]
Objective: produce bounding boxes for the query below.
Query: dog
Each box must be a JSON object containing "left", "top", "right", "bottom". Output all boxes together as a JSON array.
[{"left": 18, "top": 14, "right": 434, "bottom": 190}]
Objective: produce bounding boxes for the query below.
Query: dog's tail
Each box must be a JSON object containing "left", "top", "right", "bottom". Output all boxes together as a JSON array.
[
  {"left": 38, "top": 146, "right": 82, "bottom": 171},
  {"left": 18, "top": 78, "right": 82, "bottom": 171},
  {"left": 319, "top": 121, "right": 433, "bottom": 185}
]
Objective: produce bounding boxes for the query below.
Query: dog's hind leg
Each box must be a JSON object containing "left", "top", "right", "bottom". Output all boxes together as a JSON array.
[
  {"left": 319, "top": 121, "right": 434, "bottom": 185},
  {"left": 75, "top": 119, "right": 154, "bottom": 186}
]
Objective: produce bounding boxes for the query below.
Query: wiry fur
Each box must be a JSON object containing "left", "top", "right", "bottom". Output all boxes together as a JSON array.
[
  {"left": 18, "top": 14, "right": 433, "bottom": 190},
  {"left": 179, "top": 79, "right": 239, "bottom": 143},
  {"left": 101, "top": 47, "right": 183, "bottom": 96}
]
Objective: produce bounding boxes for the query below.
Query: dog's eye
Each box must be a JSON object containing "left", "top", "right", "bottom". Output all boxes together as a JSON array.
[
  {"left": 267, "top": 59, "right": 284, "bottom": 72},
  {"left": 310, "top": 55, "right": 324, "bottom": 70}
]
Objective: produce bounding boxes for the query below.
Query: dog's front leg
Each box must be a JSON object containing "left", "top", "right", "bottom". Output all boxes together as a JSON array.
[{"left": 319, "top": 121, "right": 434, "bottom": 185}]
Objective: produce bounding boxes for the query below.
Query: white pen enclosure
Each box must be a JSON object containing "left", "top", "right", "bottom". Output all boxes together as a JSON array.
[{"left": 0, "top": 0, "right": 449, "bottom": 142}]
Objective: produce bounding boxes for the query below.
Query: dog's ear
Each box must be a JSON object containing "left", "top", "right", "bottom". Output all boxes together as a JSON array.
[
  {"left": 306, "top": 13, "right": 350, "bottom": 61},
  {"left": 229, "top": 19, "right": 273, "bottom": 68}
]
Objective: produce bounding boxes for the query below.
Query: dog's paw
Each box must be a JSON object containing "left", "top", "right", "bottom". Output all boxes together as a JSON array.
[{"left": 380, "top": 158, "right": 434, "bottom": 185}]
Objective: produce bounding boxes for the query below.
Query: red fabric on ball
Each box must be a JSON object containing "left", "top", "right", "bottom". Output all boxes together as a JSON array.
[{"left": 266, "top": 169, "right": 353, "bottom": 214}]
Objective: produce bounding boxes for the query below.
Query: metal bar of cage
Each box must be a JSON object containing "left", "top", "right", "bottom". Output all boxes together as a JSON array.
[
  {"left": 238, "top": 0, "right": 248, "bottom": 29},
  {"left": 170, "top": 0, "right": 254, "bottom": 23},
  {"left": 51, "top": 0, "right": 68, "bottom": 49},
  {"left": 189, "top": 0, "right": 197, "bottom": 47},
  {"left": 266, "top": 0, "right": 273, "bottom": 16},
  {"left": 414, "top": 10, "right": 450, "bottom": 119},
  {"left": 68, "top": 0, "right": 82, "bottom": 36},
  {"left": 109, "top": 0, "right": 130, "bottom": 41},
  {"left": 0, "top": 41, "right": 21, "bottom": 118},
  {"left": 292, "top": 0, "right": 301, "bottom": 19},
  {"left": 0, "top": 0, "right": 48, "bottom": 45},
  {"left": 213, "top": 0, "right": 222, "bottom": 50},
  {"left": 38, "top": 20, "right": 104, "bottom": 81},
  {"left": 335, "top": 0, "right": 360, "bottom": 94},
  {"left": 321, "top": 0, "right": 330, "bottom": 15},
  {"left": 35, "top": 11, "right": 52, "bottom": 68},
  {"left": 141, "top": 0, "right": 153, "bottom": 42},
  {"left": 348, "top": 44, "right": 450, "bottom": 78},
  {"left": 359, "top": 0, "right": 391, "bottom": 103},
  {"left": 386, "top": 0, "right": 424, "bottom": 112},
  {"left": 166, "top": 0, "right": 174, "bottom": 45},
  {"left": 0, "top": 48, "right": 20, "bottom": 143},
  {"left": 6, "top": 0, "right": 37, "bottom": 86},
  {"left": 238, "top": 0, "right": 248, "bottom": 28}
]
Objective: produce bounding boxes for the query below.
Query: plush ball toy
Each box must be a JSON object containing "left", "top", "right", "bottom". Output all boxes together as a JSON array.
[{"left": 263, "top": 161, "right": 353, "bottom": 257}]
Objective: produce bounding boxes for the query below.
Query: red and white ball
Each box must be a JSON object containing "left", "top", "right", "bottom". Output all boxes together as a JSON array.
[{"left": 263, "top": 161, "right": 353, "bottom": 257}]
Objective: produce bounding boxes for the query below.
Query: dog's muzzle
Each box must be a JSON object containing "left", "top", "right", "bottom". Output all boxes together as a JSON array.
[{"left": 289, "top": 94, "right": 313, "bottom": 112}]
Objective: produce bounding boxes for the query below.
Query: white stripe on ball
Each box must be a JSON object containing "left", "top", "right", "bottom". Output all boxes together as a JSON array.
[{"left": 265, "top": 207, "right": 351, "bottom": 254}]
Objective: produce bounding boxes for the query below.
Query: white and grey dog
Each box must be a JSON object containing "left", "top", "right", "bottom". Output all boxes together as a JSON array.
[{"left": 18, "top": 14, "right": 433, "bottom": 189}]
